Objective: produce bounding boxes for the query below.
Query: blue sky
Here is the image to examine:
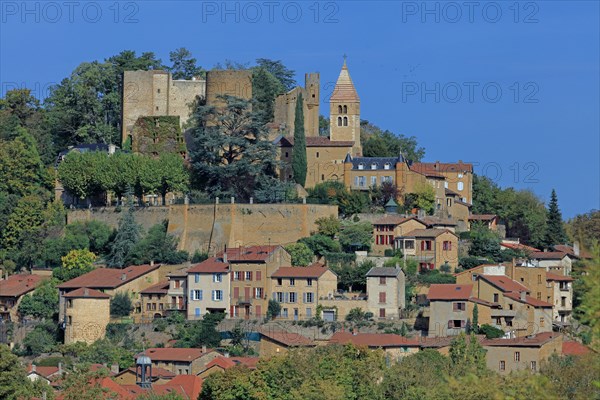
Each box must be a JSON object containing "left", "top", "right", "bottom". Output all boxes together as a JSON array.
[{"left": 1, "top": 1, "right": 598, "bottom": 217}]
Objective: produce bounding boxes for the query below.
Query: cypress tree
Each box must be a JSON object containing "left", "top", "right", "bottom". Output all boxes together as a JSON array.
[
  {"left": 543, "top": 189, "right": 568, "bottom": 248},
  {"left": 292, "top": 93, "right": 307, "bottom": 186},
  {"left": 472, "top": 304, "right": 479, "bottom": 334},
  {"left": 106, "top": 188, "right": 141, "bottom": 268}
]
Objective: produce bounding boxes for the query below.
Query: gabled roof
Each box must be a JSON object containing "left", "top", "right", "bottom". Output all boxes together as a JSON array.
[
  {"left": 500, "top": 242, "right": 540, "bottom": 252},
  {"left": 278, "top": 136, "right": 355, "bottom": 148},
  {"left": 481, "top": 332, "right": 557, "bottom": 347},
  {"left": 421, "top": 217, "right": 458, "bottom": 227},
  {"left": 504, "top": 292, "right": 553, "bottom": 308},
  {"left": 409, "top": 163, "right": 445, "bottom": 178},
  {"left": 427, "top": 284, "right": 473, "bottom": 301},
  {"left": 469, "top": 214, "right": 498, "bottom": 221},
  {"left": 554, "top": 244, "right": 592, "bottom": 259},
  {"left": 204, "top": 356, "right": 237, "bottom": 370},
  {"left": 546, "top": 272, "right": 574, "bottom": 282},
  {"left": 529, "top": 251, "right": 569, "bottom": 260},
  {"left": 188, "top": 257, "right": 229, "bottom": 274},
  {"left": 0, "top": 274, "right": 45, "bottom": 297},
  {"left": 259, "top": 331, "right": 314, "bottom": 347},
  {"left": 373, "top": 215, "right": 425, "bottom": 226},
  {"left": 62, "top": 287, "right": 110, "bottom": 299},
  {"left": 478, "top": 274, "right": 529, "bottom": 293},
  {"left": 137, "top": 347, "right": 212, "bottom": 362},
  {"left": 402, "top": 228, "right": 457, "bottom": 238},
  {"left": 330, "top": 59, "right": 360, "bottom": 102},
  {"left": 414, "top": 161, "right": 473, "bottom": 173},
  {"left": 216, "top": 245, "right": 281, "bottom": 263},
  {"left": 27, "top": 365, "right": 61, "bottom": 379},
  {"left": 366, "top": 267, "right": 402, "bottom": 278},
  {"left": 562, "top": 341, "right": 591, "bottom": 356},
  {"left": 57, "top": 265, "right": 160, "bottom": 290},
  {"left": 330, "top": 332, "right": 421, "bottom": 348},
  {"left": 347, "top": 156, "right": 404, "bottom": 170},
  {"left": 271, "top": 263, "right": 332, "bottom": 279},
  {"left": 230, "top": 357, "right": 260, "bottom": 369},
  {"left": 115, "top": 366, "right": 175, "bottom": 380},
  {"left": 140, "top": 281, "right": 170, "bottom": 295}
]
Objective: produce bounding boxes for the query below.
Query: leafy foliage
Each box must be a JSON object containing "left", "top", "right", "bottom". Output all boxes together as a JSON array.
[
  {"left": 22, "top": 320, "right": 60, "bottom": 355},
  {"left": 338, "top": 221, "right": 373, "bottom": 252},
  {"left": 168, "top": 47, "right": 203, "bottom": 80},
  {"left": 18, "top": 279, "right": 59, "bottom": 320},
  {"left": 174, "top": 312, "right": 225, "bottom": 348},
  {"left": 331, "top": 259, "right": 374, "bottom": 292},
  {"left": 479, "top": 323, "right": 505, "bottom": 339},
  {"left": 292, "top": 93, "right": 307, "bottom": 186},
  {"left": 307, "top": 181, "right": 368, "bottom": 217},
  {"left": 468, "top": 223, "right": 502, "bottom": 261},
  {"left": 110, "top": 292, "right": 133, "bottom": 317},
  {"left": 267, "top": 299, "right": 281, "bottom": 320},
  {"left": 106, "top": 195, "right": 141, "bottom": 268},
  {"left": 566, "top": 210, "right": 600, "bottom": 252},
  {"left": 0, "top": 344, "right": 36, "bottom": 400},
  {"left": 129, "top": 221, "right": 189, "bottom": 265},
  {"left": 299, "top": 234, "right": 341, "bottom": 257},
  {"left": 360, "top": 120, "right": 425, "bottom": 162},
  {"left": 314, "top": 215, "right": 341, "bottom": 237},
  {"left": 284, "top": 242, "right": 314, "bottom": 266}
]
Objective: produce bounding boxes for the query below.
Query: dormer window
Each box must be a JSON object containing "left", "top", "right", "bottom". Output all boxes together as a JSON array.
[
  {"left": 371, "top": 163, "right": 377, "bottom": 170},
  {"left": 384, "top": 163, "right": 391, "bottom": 170},
  {"left": 358, "top": 163, "right": 364, "bottom": 170}
]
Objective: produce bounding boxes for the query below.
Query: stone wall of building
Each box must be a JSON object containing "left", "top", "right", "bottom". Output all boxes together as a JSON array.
[
  {"left": 67, "top": 204, "right": 338, "bottom": 254},
  {"left": 205, "top": 70, "right": 253, "bottom": 108},
  {"left": 64, "top": 297, "right": 110, "bottom": 345}
]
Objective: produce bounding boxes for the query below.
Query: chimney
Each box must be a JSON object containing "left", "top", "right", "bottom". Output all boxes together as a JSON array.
[
  {"left": 202, "top": 345, "right": 207, "bottom": 353},
  {"left": 58, "top": 362, "right": 63, "bottom": 374},
  {"left": 352, "top": 328, "right": 358, "bottom": 336},
  {"left": 224, "top": 352, "right": 230, "bottom": 358},
  {"left": 32, "top": 364, "right": 36, "bottom": 372},
  {"left": 111, "top": 363, "right": 120, "bottom": 374},
  {"left": 150, "top": 260, "right": 155, "bottom": 267},
  {"left": 84, "top": 288, "right": 89, "bottom": 297},
  {"left": 121, "top": 273, "right": 127, "bottom": 281},
  {"left": 573, "top": 241, "right": 580, "bottom": 257},
  {"left": 519, "top": 291, "right": 526, "bottom": 301},
  {"left": 223, "top": 245, "right": 228, "bottom": 263},
  {"left": 231, "top": 196, "right": 235, "bottom": 204}
]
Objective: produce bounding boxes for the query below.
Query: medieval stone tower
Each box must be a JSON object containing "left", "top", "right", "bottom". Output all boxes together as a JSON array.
[{"left": 329, "top": 59, "right": 361, "bottom": 156}]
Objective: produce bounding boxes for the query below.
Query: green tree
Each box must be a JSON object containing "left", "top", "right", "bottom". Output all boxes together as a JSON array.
[
  {"left": 61, "top": 249, "right": 97, "bottom": 271},
  {"left": 468, "top": 223, "right": 502, "bottom": 261},
  {"left": 299, "top": 234, "right": 341, "bottom": 257},
  {"left": 471, "top": 304, "right": 479, "bottom": 334},
  {"left": 255, "top": 58, "right": 296, "bottom": 91},
  {"left": 479, "top": 323, "right": 505, "bottom": 339},
  {"left": 157, "top": 153, "right": 190, "bottom": 205},
  {"left": 168, "top": 47, "right": 203, "bottom": 80},
  {"left": 106, "top": 193, "right": 142, "bottom": 268},
  {"left": 543, "top": 189, "right": 568, "bottom": 249},
  {"left": 284, "top": 243, "right": 314, "bottom": 266},
  {"left": 577, "top": 247, "right": 600, "bottom": 351},
  {"left": 252, "top": 67, "right": 285, "bottom": 126},
  {"left": 412, "top": 182, "right": 436, "bottom": 215},
  {"left": 331, "top": 259, "right": 374, "bottom": 292},
  {"left": 449, "top": 333, "right": 487, "bottom": 376},
  {"left": 315, "top": 215, "right": 341, "bottom": 238},
  {"left": 292, "top": 93, "right": 307, "bottom": 186},
  {"left": 18, "top": 279, "right": 59, "bottom": 320},
  {"left": 0, "top": 344, "right": 33, "bottom": 400},
  {"left": 338, "top": 221, "right": 373, "bottom": 252},
  {"left": 360, "top": 120, "right": 425, "bottom": 162},
  {"left": 129, "top": 221, "right": 189, "bottom": 265},
  {"left": 566, "top": 210, "right": 600, "bottom": 252},
  {"left": 22, "top": 320, "right": 59, "bottom": 355},
  {"left": 267, "top": 299, "right": 281, "bottom": 320},
  {"left": 190, "top": 95, "right": 283, "bottom": 202},
  {"left": 110, "top": 292, "right": 133, "bottom": 317}
]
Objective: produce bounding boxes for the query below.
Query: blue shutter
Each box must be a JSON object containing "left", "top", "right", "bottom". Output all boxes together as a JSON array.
[
  {"left": 303, "top": 293, "right": 307, "bottom": 303},
  {"left": 212, "top": 290, "right": 216, "bottom": 301},
  {"left": 272, "top": 292, "right": 277, "bottom": 300},
  {"left": 190, "top": 290, "right": 194, "bottom": 301},
  {"left": 199, "top": 290, "right": 203, "bottom": 300},
  {"left": 195, "top": 308, "right": 201, "bottom": 317},
  {"left": 195, "top": 274, "right": 200, "bottom": 283}
]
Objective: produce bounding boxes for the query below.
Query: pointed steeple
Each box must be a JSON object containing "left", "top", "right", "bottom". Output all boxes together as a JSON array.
[{"left": 331, "top": 57, "right": 359, "bottom": 102}]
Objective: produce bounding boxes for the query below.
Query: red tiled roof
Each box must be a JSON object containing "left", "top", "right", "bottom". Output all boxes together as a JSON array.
[
  {"left": 427, "top": 284, "right": 473, "bottom": 301},
  {"left": 57, "top": 265, "right": 160, "bottom": 290},
  {"left": 500, "top": 242, "right": 540, "bottom": 252},
  {"left": 0, "top": 274, "right": 45, "bottom": 297},
  {"left": 546, "top": 272, "right": 574, "bottom": 282},
  {"left": 188, "top": 257, "right": 229, "bottom": 274},
  {"left": 481, "top": 332, "right": 557, "bottom": 347},
  {"left": 478, "top": 274, "right": 529, "bottom": 293},
  {"left": 373, "top": 215, "right": 425, "bottom": 226},
  {"left": 216, "top": 246, "right": 281, "bottom": 262},
  {"left": 504, "top": 292, "right": 553, "bottom": 307},
  {"left": 260, "top": 331, "right": 314, "bottom": 347},
  {"left": 402, "top": 228, "right": 457, "bottom": 238},
  {"left": 138, "top": 347, "right": 212, "bottom": 362},
  {"left": 554, "top": 245, "right": 592, "bottom": 259},
  {"left": 63, "top": 287, "right": 110, "bottom": 299},
  {"left": 562, "top": 341, "right": 591, "bottom": 356},
  {"left": 27, "top": 365, "right": 61, "bottom": 379},
  {"left": 468, "top": 297, "right": 499, "bottom": 307},
  {"left": 271, "top": 263, "right": 331, "bottom": 279},
  {"left": 116, "top": 366, "right": 176, "bottom": 380},
  {"left": 409, "top": 163, "right": 445, "bottom": 178},
  {"left": 421, "top": 217, "right": 458, "bottom": 227},
  {"left": 529, "top": 251, "right": 569, "bottom": 260},
  {"left": 204, "top": 356, "right": 237, "bottom": 370},
  {"left": 469, "top": 214, "right": 497, "bottom": 221},
  {"left": 154, "top": 375, "right": 203, "bottom": 399},
  {"left": 330, "top": 332, "right": 421, "bottom": 347},
  {"left": 230, "top": 357, "right": 260, "bottom": 369},
  {"left": 140, "top": 281, "right": 170, "bottom": 295},
  {"left": 280, "top": 136, "right": 355, "bottom": 147},
  {"left": 415, "top": 161, "right": 473, "bottom": 173}
]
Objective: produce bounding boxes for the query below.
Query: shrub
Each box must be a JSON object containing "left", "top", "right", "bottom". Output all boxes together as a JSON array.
[
  {"left": 479, "top": 324, "right": 505, "bottom": 339},
  {"left": 417, "top": 270, "right": 456, "bottom": 285},
  {"left": 110, "top": 293, "right": 133, "bottom": 317},
  {"left": 191, "top": 250, "right": 208, "bottom": 263}
]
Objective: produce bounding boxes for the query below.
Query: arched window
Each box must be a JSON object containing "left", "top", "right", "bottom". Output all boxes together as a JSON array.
[
  {"left": 343, "top": 105, "right": 348, "bottom": 114},
  {"left": 338, "top": 105, "right": 343, "bottom": 113},
  {"left": 337, "top": 117, "right": 343, "bottom": 126},
  {"left": 343, "top": 117, "right": 348, "bottom": 126}
]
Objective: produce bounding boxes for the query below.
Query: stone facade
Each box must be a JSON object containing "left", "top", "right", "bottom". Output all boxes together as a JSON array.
[
  {"left": 396, "top": 229, "right": 459, "bottom": 271},
  {"left": 63, "top": 289, "right": 110, "bottom": 345},
  {"left": 372, "top": 217, "right": 427, "bottom": 255},
  {"left": 273, "top": 73, "right": 320, "bottom": 137},
  {"left": 186, "top": 262, "right": 230, "bottom": 320},
  {"left": 366, "top": 267, "right": 405, "bottom": 319},
  {"left": 205, "top": 70, "right": 253, "bottom": 107}
]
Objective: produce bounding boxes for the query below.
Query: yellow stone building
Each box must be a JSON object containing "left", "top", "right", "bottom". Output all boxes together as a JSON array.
[{"left": 63, "top": 287, "right": 110, "bottom": 345}]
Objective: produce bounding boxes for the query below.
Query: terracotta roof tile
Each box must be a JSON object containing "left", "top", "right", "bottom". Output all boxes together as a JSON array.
[
  {"left": 216, "top": 246, "right": 281, "bottom": 263},
  {"left": 402, "top": 228, "right": 457, "bottom": 238},
  {"left": 230, "top": 357, "right": 260, "bottom": 369},
  {"left": 330, "top": 332, "right": 422, "bottom": 347},
  {"left": 27, "top": 365, "right": 61, "bottom": 379},
  {"left": 373, "top": 216, "right": 425, "bottom": 226},
  {"left": 260, "top": 331, "right": 314, "bottom": 347},
  {"left": 204, "top": 356, "right": 237, "bottom": 370},
  {"left": 414, "top": 162, "right": 473, "bottom": 173},
  {"left": 409, "top": 163, "right": 445, "bottom": 178},
  {"left": 188, "top": 257, "right": 229, "bottom": 274},
  {"left": 427, "top": 284, "right": 473, "bottom": 300},
  {"left": 546, "top": 272, "right": 574, "bottom": 282},
  {"left": 481, "top": 332, "right": 557, "bottom": 347},
  {"left": 421, "top": 217, "right": 458, "bottom": 227},
  {"left": 478, "top": 274, "right": 529, "bottom": 293},
  {"left": 504, "top": 292, "right": 553, "bottom": 307},
  {"left": 330, "top": 61, "right": 360, "bottom": 102},
  {"left": 57, "top": 265, "right": 160, "bottom": 290},
  {"left": 0, "top": 274, "right": 45, "bottom": 297},
  {"left": 562, "top": 341, "right": 591, "bottom": 356},
  {"left": 469, "top": 214, "right": 498, "bottom": 221},
  {"left": 529, "top": 251, "right": 569, "bottom": 260},
  {"left": 500, "top": 242, "right": 540, "bottom": 252},
  {"left": 140, "top": 281, "right": 170, "bottom": 295},
  {"left": 138, "top": 347, "right": 212, "bottom": 362},
  {"left": 117, "top": 366, "right": 176, "bottom": 380},
  {"left": 554, "top": 245, "right": 592, "bottom": 259},
  {"left": 63, "top": 287, "right": 110, "bottom": 299},
  {"left": 154, "top": 375, "right": 203, "bottom": 399},
  {"left": 271, "top": 263, "right": 331, "bottom": 279}
]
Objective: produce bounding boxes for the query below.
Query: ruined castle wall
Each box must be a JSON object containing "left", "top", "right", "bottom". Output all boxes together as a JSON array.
[
  {"left": 67, "top": 204, "right": 338, "bottom": 254},
  {"left": 205, "top": 70, "right": 253, "bottom": 107}
]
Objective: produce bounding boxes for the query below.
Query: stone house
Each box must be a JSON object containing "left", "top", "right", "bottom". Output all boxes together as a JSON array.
[
  {"left": 136, "top": 347, "right": 220, "bottom": 375},
  {"left": 166, "top": 268, "right": 188, "bottom": 317},
  {"left": 468, "top": 214, "right": 500, "bottom": 231},
  {"left": 0, "top": 274, "right": 46, "bottom": 322},
  {"left": 372, "top": 216, "right": 427, "bottom": 255},
  {"left": 528, "top": 251, "right": 574, "bottom": 275},
  {"left": 258, "top": 331, "right": 315, "bottom": 358},
  {"left": 269, "top": 263, "right": 337, "bottom": 320},
  {"left": 63, "top": 287, "right": 110, "bottom": 344},
  {"left": 140, "top": 281, "right": 169, "bottom": 320},
  {"left": 365, "top": 267, "right": 405, "bottom": 319},
  {"left": 395, "top": 229, "right": 459, "bottom": 271},
  {"left": 186, "top": 256, "right": 230, "bottom": 320}
]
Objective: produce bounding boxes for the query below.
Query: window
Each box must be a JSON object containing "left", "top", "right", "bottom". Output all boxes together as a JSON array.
[
  {"left": 457, "top": 182, "right": 464, "bottom": 191},
  {"left": 404, "top": 240, "right": 415, "bottom": 250},
  {"left": 67, "top": 299, "right": 73, "bottom": 308},
  {"left": 444, "top": 181, "right": 448, "bottom": 188},
  {"left": 358, "top": 176, "right": 366, "bottom": 187},
  {"left": 256, "top": 271, "right": 262, "bottom": 281},
  {"left": 306, "top": 308, "right": 312, "bottom": 317},
  {"left": 316, "top": 152, "right": 320, "bottom": 158},
  {"left": 493, "top": 293, "right": 499, "bottom": 303},
  {"left": 67, "top": 316, "right": 72, "bottom": 325},
  {"left": 540, "top": 317, "right": 545, "bottom": 327},
  {"left": 371, "top": 163, "right": 377, "bottom": 170},
  {"left": 509, "top": 303, "right": 513, "bottom": 310},
  {"left": 538, "top": 274, "right": 542, "bottom": 284},
  {"left": 289, "top": 292, "right": 297, "bottom": 303},
  {"left": 212, "top": 290, "right": 223, "bottom": 301},
  {"left": 338, "top": 105, "right": 343, "bottom": 113},
  {"left": 157, "top": 89, "right": 161, "bottom": 94},
  {"left": 156, "top": 106, "right": 159, "bottom": 111},
  {"left": 379, "top": 308, "right": 386, "bottom": 318},
  {"left": 514, "top": 352, "right": 520, "bottom": 362},
  {"left": 276, "top": 292, "right": 284, "bottom": 302},
  {"left": 448, "top": 320, "right": 465, "bottom": 328},
  {"left": 146, "top": 303, "right": 151, "bottom": 311},
  {"left": 194, "top": 274, "right": 200, "bottom": 283},
  {"left": 213, "top": 273, "right": 222, "bottom": 283},
  {"left": 289, "top": 278, "right": 295, "bottom": 286},
  {"left": 282, "top": 308, "right": 288, "bottom": 318},
  {"left": 337, "top": 117, "right": 342, "bottom": 126},
  {"left": 321, "top": 174, "right": 325, "bottom": 181},
  {"left": 379, "top": 277, "right": 386, "bottom": 285},
  {"left": 307, "top": 279, "right": 313, "bottom": 286},
  {"left": 343, "top": 105, "right": 347, "bottom": 113},
  {"left": 499, "top": 361, "right": 505, "bottom": 371},
  {"left": 343, "top": 116, "right": 348, "bottom": 126},
  {"left": 245, "top": 271, "right": 252, "bottom": 281},
  {"left": 371, "top": 176, "right": 377, "bottom": 186},
  {"left": 447, "top": 198, "right": 452, "bottom": 207},
  {"left": 305, "top": 292, "right": 314, "bottom": 303},
  {"left": 381, "top": 175, "right": 392, "bottom": 183},
  {"left": 537, "top": 292, "right": 541, "bottom": 300},
  {"left": 195, "top": 308, "right": 201, "bottom": 317},
  {"left": 277, "top": 278, "right": 283, "bottom": 286},
  {"left": 458, "top": 173, "right": 463, "bottom": 178},
  {"left": 233, "top": 271, "right": 241, "bottom": 281},
  {"left": 358, "top": 163, "right": 364, "bottom": 170},
  {"left": 443, "top": 241, "right": 452, "bottom": 251},
  {"left": 506, "top": 317, "right": 513, "bottom": 327},
  {"left": 379, "top": 292, "right": 386, "bottom": 303},
  {"left": 384, "top": 163, "right": 391, "bottom": 170},
  {"left": 174, "top": 280, "right": 181, "bottom": 288},
  {"left": 530, "top": 361, "right": 537, "bottom": 371},
  {"left": 190, "top": 290, "right": 203, "bottom": 301},
  {"left": 255, "top": 287, "right": 263, "bottom": 299},
  {"left": 421, "top": 240, "right": 432, "bottom": 251},
  {"left": 453, "top": 302, "right": 466, "bottom": 311},
  {"left": 285, "top": 152, "right": 289, "bottom": 157},
  {"left": 561, "top": 297, "right": 566, "bottom": 307}
]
